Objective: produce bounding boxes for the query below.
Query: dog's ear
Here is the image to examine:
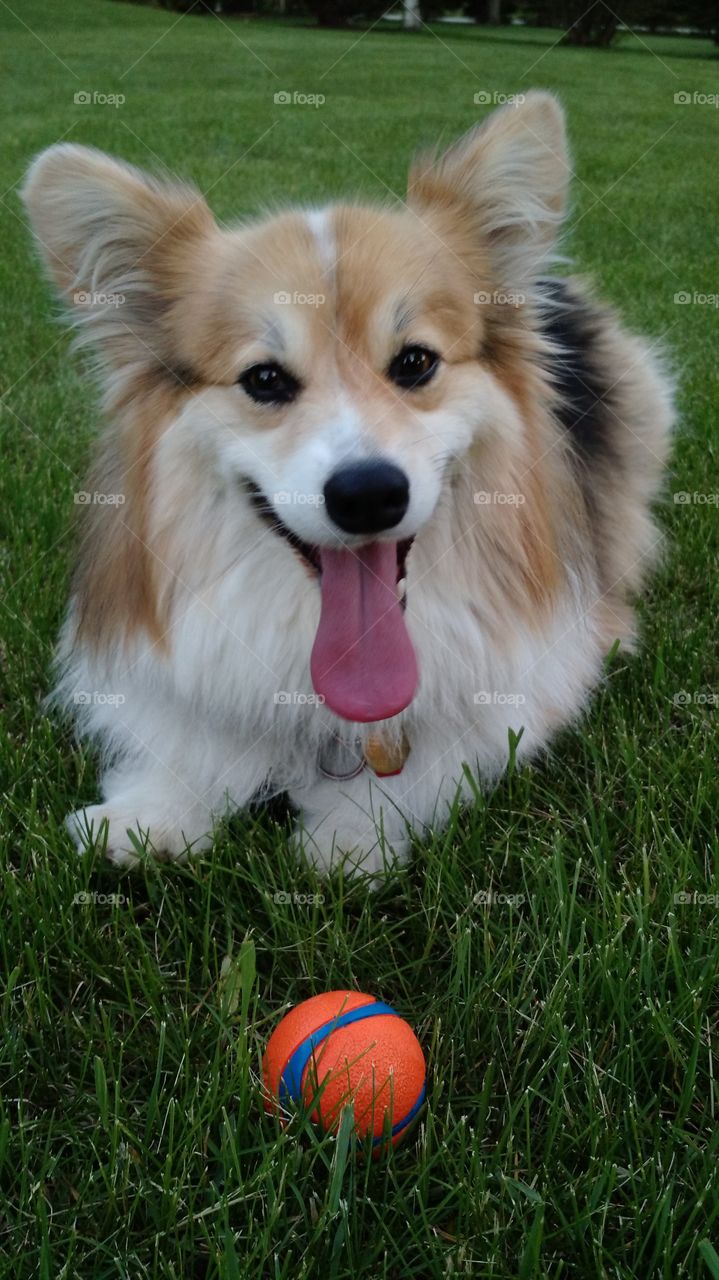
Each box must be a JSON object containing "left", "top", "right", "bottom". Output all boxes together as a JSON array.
[
  {"left": 21, "top": 143, "right": 216, "bottom": 371},
  {"left": 408, "top": 91, "right": 569, "bottom": 286}
]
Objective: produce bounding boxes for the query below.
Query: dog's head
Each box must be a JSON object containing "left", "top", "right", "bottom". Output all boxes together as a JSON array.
[{"left": 22, "top": 92, "right": 568, "bottom": 723}]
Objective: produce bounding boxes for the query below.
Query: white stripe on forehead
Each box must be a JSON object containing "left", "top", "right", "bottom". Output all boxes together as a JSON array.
[{"left": 305, "top": 208, "right": 336, "bottom": 281}]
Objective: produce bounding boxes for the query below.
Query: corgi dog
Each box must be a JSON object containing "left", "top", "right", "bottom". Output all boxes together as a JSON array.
[{"left": 22, "top": 92, "right": 673, "bottom": 876}]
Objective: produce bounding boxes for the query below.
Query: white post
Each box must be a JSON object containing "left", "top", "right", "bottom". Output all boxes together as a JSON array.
[{"left": 403, "top": 0, "right": 421, "bottom": 31}]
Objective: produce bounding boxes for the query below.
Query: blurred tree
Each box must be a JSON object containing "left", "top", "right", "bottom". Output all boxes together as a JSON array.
[
  {"left": 464, "top": 0, "right": 518, "bottom": 22},
  {"left": 303, "top": 0, "right": 392, "bottom": 23},
  {"left": 521, "top": 0, "right": 719, "bottom": 41},
  {"left": 564, "top": 2, "right": 619, "bottom": 44},
  {"left": 114, "top": 0, "right": 719, "bottom": 36},
  {"left": 523, "top": 0, "right": 617, "bottom": 43},
  {"left": 687, "top": 0, "right": 719, "bottom": 40}
]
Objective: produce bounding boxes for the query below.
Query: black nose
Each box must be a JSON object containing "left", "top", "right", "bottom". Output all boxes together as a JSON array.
[{"left": 323, "top": 460, "right": 410, "bottom": 536}]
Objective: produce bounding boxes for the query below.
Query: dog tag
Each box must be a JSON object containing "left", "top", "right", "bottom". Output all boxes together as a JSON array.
[
  {"left": 318, "top": 732, "right": 365, "bottom": 780},
  {"left": 363, "top": 728, "right": 411, "bottom": 777}
]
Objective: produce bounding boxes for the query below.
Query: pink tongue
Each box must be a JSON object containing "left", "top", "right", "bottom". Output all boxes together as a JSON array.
[{"left": 310, "top": 542, "right": 418, "bottom": 723}]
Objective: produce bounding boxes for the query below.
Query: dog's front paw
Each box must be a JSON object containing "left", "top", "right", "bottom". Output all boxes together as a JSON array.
[
  {"left": 67, "top": 802, "right": 214, "bottom": 868},
  {"left": 293, "top": 812, "right": 409, "bottom": 882}
]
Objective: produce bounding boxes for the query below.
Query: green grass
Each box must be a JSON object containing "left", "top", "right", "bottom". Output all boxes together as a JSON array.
[{"left": 1, "top": 1, "right": 718, "bottom": 1276}]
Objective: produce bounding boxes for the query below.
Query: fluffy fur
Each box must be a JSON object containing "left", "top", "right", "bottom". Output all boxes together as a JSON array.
[{"left": 22, "top": 92, "right": 673, "bottom": 875}]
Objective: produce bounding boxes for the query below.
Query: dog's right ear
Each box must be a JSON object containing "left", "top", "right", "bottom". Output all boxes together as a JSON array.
[
  {"left": 21, "top": 143, "right": 216, "bottom": 371},
  {"left": 408, "top": 91, "right": 569, "bottom": 289}
]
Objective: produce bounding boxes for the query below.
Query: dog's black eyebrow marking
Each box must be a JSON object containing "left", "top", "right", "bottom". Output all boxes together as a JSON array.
[
  {"left": 167, "top": 361, "right": 201, "bottom": 389},
  {"left": 538, "top": 278, "right": 617, "bottom": 467}
]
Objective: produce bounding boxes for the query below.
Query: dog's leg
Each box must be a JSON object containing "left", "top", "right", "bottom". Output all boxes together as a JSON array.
[
  {"left": 67, "top": 769, "right": 219, "bottom": 867},
  {"left": 66, "top": 715, "right": 273, "bottom": 868},
  {"left": 289, "top": 741, "right": 471, "bottom": 880},
  {"left": 290, "top": 770, "right": 412, "bottom": 880}
]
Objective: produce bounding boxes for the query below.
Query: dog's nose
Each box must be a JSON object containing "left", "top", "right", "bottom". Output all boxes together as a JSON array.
[{"left": 323, "top": 460, "right": 410, "bottom": 536}]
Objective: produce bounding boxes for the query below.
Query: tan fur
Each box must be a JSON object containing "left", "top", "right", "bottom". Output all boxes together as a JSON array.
[
  {"left": 16, "top": 90, "right": 675, "bottom": 870},
  {"left": 73, "top": 377, "right": 186, "bottom": 652},
  {"left": 482, "top": 330, "right": 563, "bottom": 612},
  {"left": 22, "top": 102, "right": 666, "bottom": 661},
  {"left": 20, "top": 94, "right": 674, "bottom": 874}
]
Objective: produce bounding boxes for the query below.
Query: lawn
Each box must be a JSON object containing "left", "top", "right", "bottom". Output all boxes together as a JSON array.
[{"left": 1, "top": 1, "right": 718, "bottom": 1276}]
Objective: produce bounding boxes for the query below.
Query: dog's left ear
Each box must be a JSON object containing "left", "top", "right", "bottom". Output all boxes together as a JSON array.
[
  {"left": 408, "top": 91, "right": 569, "bottom": 286},
  {"left": 21, "top": 143, "right": 217, "bottom": 373}
]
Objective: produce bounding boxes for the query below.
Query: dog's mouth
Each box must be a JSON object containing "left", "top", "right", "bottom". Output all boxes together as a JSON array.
[
  {"left": 247, "top": 482, "right": 323, "bottom": 574},
  {"left": 247, "top": 481, "right": 418, "bottom": 723}
]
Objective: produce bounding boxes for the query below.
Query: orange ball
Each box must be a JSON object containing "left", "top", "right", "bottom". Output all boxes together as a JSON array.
[{"left": 262, "top": 990, "right": 426, "bottom": 1152}]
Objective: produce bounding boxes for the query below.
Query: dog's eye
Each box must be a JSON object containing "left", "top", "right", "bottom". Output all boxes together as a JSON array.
[
  {"left": 387, "top": 345, "right": 440, "bottom": 390},
  {"left": 238, "top": 363, "right": 300, "bottom": 405}
]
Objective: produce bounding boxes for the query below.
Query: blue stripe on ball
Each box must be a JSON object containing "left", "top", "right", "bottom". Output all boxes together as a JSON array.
[
  {"left": 370, "top": 1081, "right": 427, "bottom": 1147},
  {"left": 279, "top": 999, "right": 399, "bottom": 1106}
]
